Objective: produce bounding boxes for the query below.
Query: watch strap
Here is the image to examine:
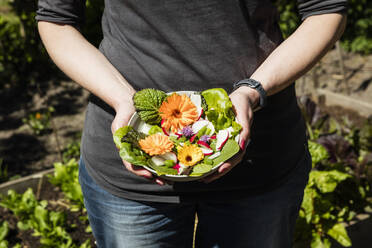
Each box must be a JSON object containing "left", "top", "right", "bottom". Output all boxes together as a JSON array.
[{"left": 233, "top": 78, "right": 267, "bottom": 110}]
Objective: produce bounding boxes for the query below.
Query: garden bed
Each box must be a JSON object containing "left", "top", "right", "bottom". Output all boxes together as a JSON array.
[{"left": 0, "top": 160, "right": 96, "bottom": 248}]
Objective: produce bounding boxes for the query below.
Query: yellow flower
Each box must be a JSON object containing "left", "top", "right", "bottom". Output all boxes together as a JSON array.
[
  {"left": 159, "top": 93, "right": 199, "bottom": 133},
  {"left": 139, "top": 133, "right": 174, "bottom": 156},
  {"left": 35, "top": 113, "right": 41, "bottom": 119},
  {"left": 177, "top": 144, "right": 204, "bottom": 166}
]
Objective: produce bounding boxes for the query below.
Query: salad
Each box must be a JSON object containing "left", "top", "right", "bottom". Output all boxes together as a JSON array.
[{"left": 113, "top": 88, "right": 242, "bottom": 180}]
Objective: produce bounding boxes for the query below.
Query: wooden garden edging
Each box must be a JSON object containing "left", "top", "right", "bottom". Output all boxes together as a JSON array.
[
  {"left": 317, "top": 88, "right": 372, "bottom": 117},
  {"left": 0, "top": 168, "right": 54, "bottom": 198}
]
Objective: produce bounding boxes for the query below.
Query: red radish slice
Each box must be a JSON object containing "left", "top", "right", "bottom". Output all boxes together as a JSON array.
[
  {"left": 162, "top": 127, "right": 169, "bottom": 136},
  {"left": 161, "top": 120, "right": 169, "bottom": 136},
  {"left": 138, "top": 122, "right": 153, "bottom": 135},
  {"left": 227, "top": 127, "right": 234, "bottom": 137},
  {"left": 159, "top": 152, "right": 177, "bottom": 163},
  {"left": 210, "top": 135, "right": 217, "bottom": 139},
  {"left": 216, "top": 129, "right": 229, "bottom": 151},
  {"left": 190, "top": 94, "right": 203, "bottom": 119},
  {"left": 151, "top": 156, "right": 165, "bottom": 166},
  {"left": 173, "top": 164, "right": 181, "bottom": 173},
  {"left": 197, "top": 108, "right": 204, "bottom": 120},
  {"left": 192, "top": 120, "right": 215, "bottom": 135},
  {"left": 201, "top": 147, "right": 214, "bottom": 155},
  {"left": 175, "top": 132, "right": 183, "bottom": 139},
  {"left": 192, "top": 120, "right": 209, "bottom": 134},
  {"left": 197, "top": 140, "right": 211, "bottom": 149},
  {"left": 190, "top": 134, "right": 197, "bottom": 143},
  {"left": 209, "top": 152, "right": 221, "bottom": 160}
]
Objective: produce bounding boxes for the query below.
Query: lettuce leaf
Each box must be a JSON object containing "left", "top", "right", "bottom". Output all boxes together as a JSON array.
[
  {"left": 147, "top": 160, "right": 178, "bottom": 175},
  {"left": 189, "top": 163, "right": 213, "bottom": 177},
  {"left": 114, "top": 126, "right": 149, "bottom": 166},
  {"left": 201, "top": 88, "right": 240, "bottom": 131},
  {"left": 212, "top": 139, "right": 240, "bottom": 166},
  {"left": 119, "top": 142, "right": 149, "bottom": 167}
]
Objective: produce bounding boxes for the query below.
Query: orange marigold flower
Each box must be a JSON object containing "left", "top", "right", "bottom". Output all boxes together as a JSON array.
[
  {"left": 35, "top": 113, "right": 41, "bottom": 119},
  {"left": 139, "top": 133, "right": 174, "bottom": 156},
  {"left": 177, "top": 144, "right": 204, "bottom": 166},
  {"left": 159, "top": 93, "right": 199, "bottom": 133}
]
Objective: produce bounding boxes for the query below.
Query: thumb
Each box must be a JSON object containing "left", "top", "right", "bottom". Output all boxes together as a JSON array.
[{"left": 111, "top": 110, "right": 134, "bottom": 134}]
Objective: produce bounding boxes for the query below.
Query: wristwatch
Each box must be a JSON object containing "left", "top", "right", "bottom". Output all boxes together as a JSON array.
[{"left": 233, "top": 78, "right": 267, "bottom": 110}]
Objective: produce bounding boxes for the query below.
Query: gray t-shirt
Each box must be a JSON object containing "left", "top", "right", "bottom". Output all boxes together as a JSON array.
[{"left": 36, "top": 0, "right": 347, "bottom": 203}]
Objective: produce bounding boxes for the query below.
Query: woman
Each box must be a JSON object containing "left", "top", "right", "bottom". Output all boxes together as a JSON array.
[{"left": 36, "top": 0, "right": 347, "bottom": 247}]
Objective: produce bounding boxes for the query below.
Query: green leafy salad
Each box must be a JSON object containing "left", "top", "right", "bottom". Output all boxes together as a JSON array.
[{"left": 113, "top": 88, "right": 242, "bottom": 180}]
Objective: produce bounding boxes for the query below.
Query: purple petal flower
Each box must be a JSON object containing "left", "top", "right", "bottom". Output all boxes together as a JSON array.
[
  {"left": 182, "top": 126, "right": 194, "bottom": 137},
  {"left": 200, "top": 135, "right": 210, "bottom": 143}
]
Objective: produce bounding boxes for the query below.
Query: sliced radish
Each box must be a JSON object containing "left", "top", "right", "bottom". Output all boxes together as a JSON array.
[
  {"left": 216, "top": 129, "right": 229, "bottom": 151},
  {"left": 197, "top": 108, "right": 204, "bottom": 120},
  {"left": 173, "top": 164, "right": 181, "bottom": 173},
  {"left": 190, "top": 94, "right": 201, "bottom": 106},
  {"left": 210, "top": 135, "right": 217, "bottom": 139},
  {"left": 192, "top": 120, "right": 208, "bottom": 134},
  {"left": 209, "top": 152, "right": 221, "bottom": 160},
  {"left": 197, "top": 140, "right": 211, "bottom": 149},
  {"left": 174, "top": 132, "right": 183, "bottom": 139},
  {"left": 190, "top": 94, "right": 203, "bottom": 119},
  {"left": 190, "top": 134, "right": 197, "bottom": 143},
  {"left": 192, "top": 120, "right": 215, "bottom": 135},
  {"left": 159, "top": 152, "right": 177, "bottom": 163},
  {"left": 227, "top": 127, "right": 234, "bottom": 137},
  {"left": 151, "top": 156, "right": 165, "bottom": 166},
  {"left": 137, "top": 122, "right": 153, "bottom": 135},
  {"left": 201, "top": 147, "right": 214, "bottom": 155},
  {"left": 161, "top": 120, "right": 169, "bottom": 136},
  {"left": 162, "top": 127, "right": 169, "bottom": 136}
]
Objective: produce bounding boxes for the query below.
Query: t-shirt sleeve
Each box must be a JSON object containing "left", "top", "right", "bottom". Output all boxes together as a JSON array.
[
  {"left": 35, "top": 0, "right": 86, "bottom": 26},
  {"left": 297, "top": 0, "right": 348, "bottom": 20}
]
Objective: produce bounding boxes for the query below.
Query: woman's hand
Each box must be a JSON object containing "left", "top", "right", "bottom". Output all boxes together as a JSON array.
[
  {"left": 111, "top": 102, "right": 167, "bottom": 186},
  {"left": 202, "top": 86, "right": 257, "bottom": 183}
]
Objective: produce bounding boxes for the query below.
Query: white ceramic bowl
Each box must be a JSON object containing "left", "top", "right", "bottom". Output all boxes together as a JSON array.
[{"left": 128, "top": 91, "right": 224, "bottom": 182}]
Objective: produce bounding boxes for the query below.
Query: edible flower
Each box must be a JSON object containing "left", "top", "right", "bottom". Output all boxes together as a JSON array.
[
  {"left": 159, "top": 93, "right": 199, "bottom": 133},
  {"left": 181, "top": 126, "right": 194, "bottom": 137},
  {"left": 139, "top": 133, "right": 174, "bottom": 156},
  {"left": 177, "top": 144, "right": 204, "bottom": 166},
  {"left": 200, "top": 135, "right": 210, "bottom": 143}
]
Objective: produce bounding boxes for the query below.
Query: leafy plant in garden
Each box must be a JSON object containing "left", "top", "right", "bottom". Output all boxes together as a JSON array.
[
  {"left": 63, "top": 140, "right": 81, "bottom": 163},
  {"left": 295, "top": 141, "right": 371, "bottom": 247},
  {"left": 22, "top": 107, "right": 55, "bottom": 135},
  {"left": 0, "top": 188, "right": 91, "bottom": 248},
  {"left": 48, "top": 159, "right": 84, "bottom": 212},
  {"left": 295, "top": 97, "right": 372, "bottom": 247},
  {"left": 0, "top": 221, "right": 9, "bottom": 248}
]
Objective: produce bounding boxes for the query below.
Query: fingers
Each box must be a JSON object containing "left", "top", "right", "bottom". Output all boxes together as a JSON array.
[
  {"left": 122, "top": 160, "right": 168, "bottom": 186},
  {"left": 230, "top": 91, "right": 254, "bottom": 151}
]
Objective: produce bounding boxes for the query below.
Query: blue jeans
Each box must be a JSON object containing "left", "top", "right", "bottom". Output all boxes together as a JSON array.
[{"left": 79, "top": 151, "right": 311, "bottom": 248}]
